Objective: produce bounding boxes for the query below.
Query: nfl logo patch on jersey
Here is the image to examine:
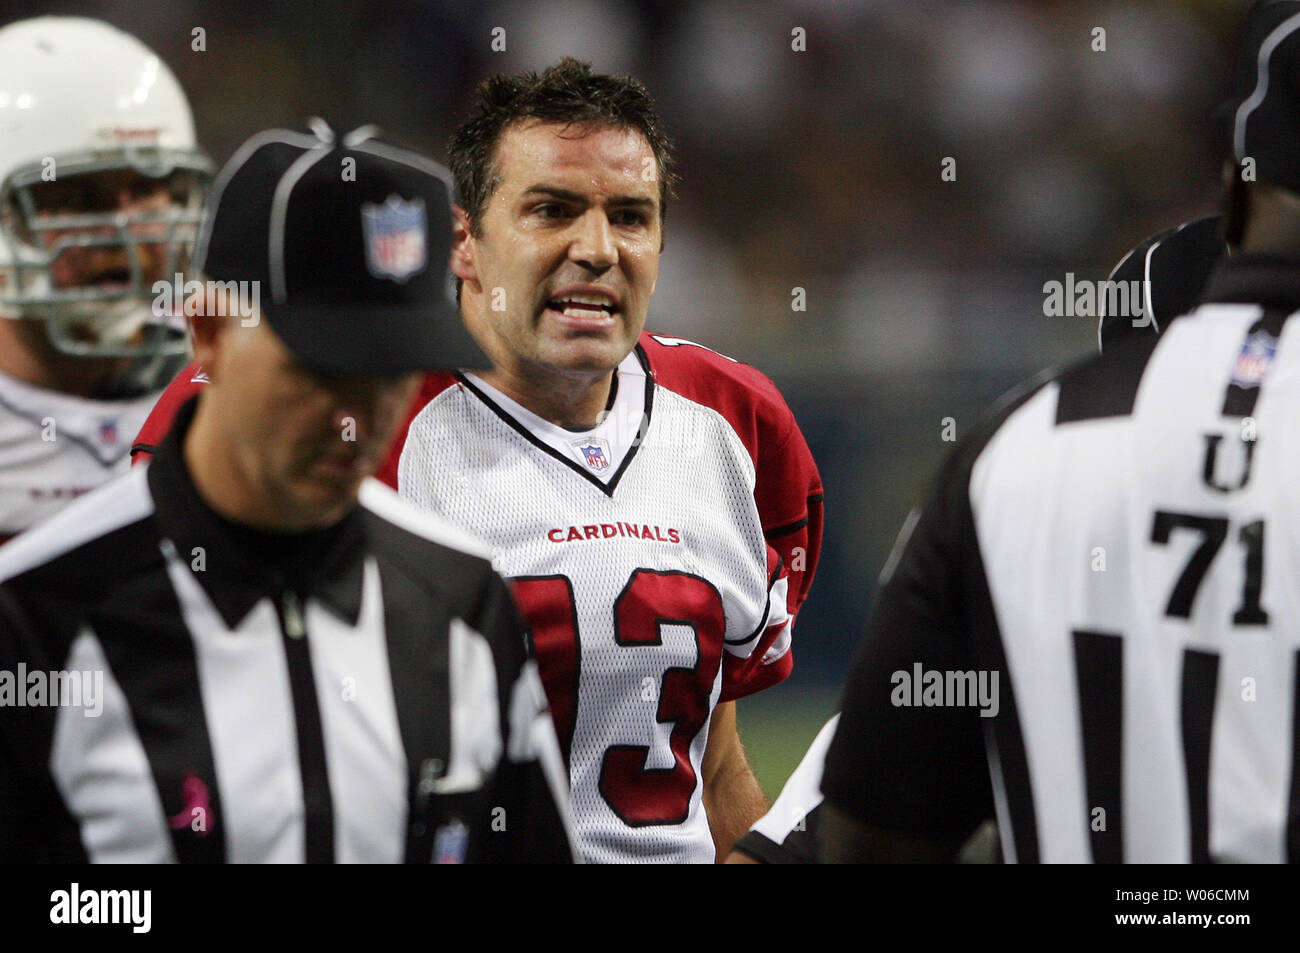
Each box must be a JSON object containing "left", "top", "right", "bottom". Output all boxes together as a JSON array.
[
  {"left": 98, "top": 419, "right": 118, "bottom": 445},
  {"left": 1230, "top": 330, "right": 1278, "bottom": 389},
  {"left": 361, "top": 195, "right": 427, "bottom": 283},
  {"left": 574, "top": 438, "right": 611, "bottom": 471}
]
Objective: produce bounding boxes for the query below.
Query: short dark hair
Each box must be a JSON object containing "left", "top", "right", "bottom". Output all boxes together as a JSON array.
[{"left": 448, "top": 57, "right": 677, "bottom": 235}]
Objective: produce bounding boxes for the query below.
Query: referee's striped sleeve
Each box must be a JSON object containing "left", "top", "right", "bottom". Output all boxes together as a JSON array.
[{"left": 819, "top": 378, "right": 1048, "bottom": 850}]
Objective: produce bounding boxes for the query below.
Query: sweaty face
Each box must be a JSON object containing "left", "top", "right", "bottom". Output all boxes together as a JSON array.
[
  {"left": 202, "top": 318, "right": 419, "bottom": 528},
  {"left": 458, "top": 121, "right": 662, "bottom": 378}
]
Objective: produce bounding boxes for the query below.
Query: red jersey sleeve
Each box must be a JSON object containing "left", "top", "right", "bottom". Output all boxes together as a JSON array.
[
  {"left": 639, "top": 333, "right": 824, "bottom": 700},
  {"left": 130, "top": 361, "right": 207, "bottom": 465}
]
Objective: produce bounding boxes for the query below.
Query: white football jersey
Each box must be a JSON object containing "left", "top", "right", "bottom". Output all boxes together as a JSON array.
[
  {"left": 0, "top": 368, "right": 160, "bottom": 541},
  {"left": 399, "top": 343, "right": 803, "bottom": 863}
]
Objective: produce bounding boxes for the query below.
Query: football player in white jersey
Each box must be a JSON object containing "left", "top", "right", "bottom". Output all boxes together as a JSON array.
[
  {"left": 0, "top": 17, "right": 210, "bottom": 541},
  {"left": 397, "top": 59, "right": 824, "bottom": 863}
]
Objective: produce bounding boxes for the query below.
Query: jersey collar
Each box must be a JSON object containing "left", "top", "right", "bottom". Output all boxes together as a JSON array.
[
  {"left": 456, "top": 346, "right": 654, "bottom": 496},
  {"left": 1200, "top": 255, "right": 1300, "bottom": 311},
  {"left": 146, "top": 398, "right": 366, "bottom": 630},
  {"left": 0, "top": 368, "right": 156, "bottom": 466}
]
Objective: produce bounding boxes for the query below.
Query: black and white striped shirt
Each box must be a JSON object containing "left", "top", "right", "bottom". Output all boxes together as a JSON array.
[
  {"left": 823, "top": 257, "right": 1300, "bottom": 863},
  {"left": 0, "top": 400, "right": 575, "bottom": 863}
]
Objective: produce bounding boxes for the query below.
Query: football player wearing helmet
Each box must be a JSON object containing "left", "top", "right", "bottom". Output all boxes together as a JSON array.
[{"left": 0, "top": 16, "right": 210, "bottom": 541}]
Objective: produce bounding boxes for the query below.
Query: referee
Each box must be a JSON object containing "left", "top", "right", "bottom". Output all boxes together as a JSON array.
[
  {"left": 729, "top": 224, "right": 1227, "bottom": 865},
  {"left": 822, "top": 0, "right": 1300, "bottom": 863},
  {"left": 0, "top": 123, "right": 575, "bottom": 863}
]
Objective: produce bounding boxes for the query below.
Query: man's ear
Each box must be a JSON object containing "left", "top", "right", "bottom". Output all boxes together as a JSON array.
[
  {"left": 450, "top": 205, "right": 478, "bottom": 285},
  {"left": 188, "top": 305, "right": 230, "bottom": 383}
]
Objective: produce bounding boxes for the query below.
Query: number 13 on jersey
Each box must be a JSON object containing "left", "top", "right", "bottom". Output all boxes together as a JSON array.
[{"left": 511, "top": 570, "right": 725, "bottom": 826}]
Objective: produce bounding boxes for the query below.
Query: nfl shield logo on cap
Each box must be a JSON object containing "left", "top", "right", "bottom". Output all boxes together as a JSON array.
[
  {"left": 196, "top": 122, "right": 490, "bottom": 373},
  {"left": 361, "top": 195, "right": 427, "bottom": 283}
]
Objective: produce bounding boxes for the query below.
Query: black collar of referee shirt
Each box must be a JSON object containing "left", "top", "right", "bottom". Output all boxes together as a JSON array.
[
  {"left": 146, "top": 398, "right": 366, "bottom": 631},
  {"left": 1200, "top": 254, "right": 1300, "bottom": 311}
]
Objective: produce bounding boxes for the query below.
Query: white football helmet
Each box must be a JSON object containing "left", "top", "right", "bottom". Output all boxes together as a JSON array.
[{"left": 0, "top": 16, "right": 211, "bottom": 376}]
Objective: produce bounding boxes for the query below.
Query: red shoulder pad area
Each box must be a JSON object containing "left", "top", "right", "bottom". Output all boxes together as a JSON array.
[
  {"left": 374, "top": 371, "right": 459, "bottom": 489},
  {"left": 640, "top": 332, "right": 787, "bottom": 468},
  {"left": 640, "top": 332, "right": 824, "bottom": 624},
  {"left": 131, "top": 361, "right": 207, "bottom": 465}
]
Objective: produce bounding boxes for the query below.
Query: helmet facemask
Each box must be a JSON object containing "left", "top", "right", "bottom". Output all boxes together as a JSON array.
[{"left": 0, "top": 147, "right": 211, "bottom": 375}]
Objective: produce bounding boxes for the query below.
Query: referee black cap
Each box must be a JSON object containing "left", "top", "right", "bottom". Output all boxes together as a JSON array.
[
  {"left": 1230, "top": 1, "right": 1300, "bottom": 194},
  {"left": 1098, "top": 216, "right": 1225, "bottom": 352},
  {"left": 193, "top": 119, "right": 488, "bottom": 375}
]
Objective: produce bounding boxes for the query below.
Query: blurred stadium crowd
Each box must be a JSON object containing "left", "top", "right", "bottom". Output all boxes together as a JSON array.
[{"left": 11, "top": 0, "right": 1248, "bottom": 730}]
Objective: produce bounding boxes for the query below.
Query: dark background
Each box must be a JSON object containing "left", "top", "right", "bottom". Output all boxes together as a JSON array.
[{"left": 9, "top": 0, "right": 1251, "bottom": 788}]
